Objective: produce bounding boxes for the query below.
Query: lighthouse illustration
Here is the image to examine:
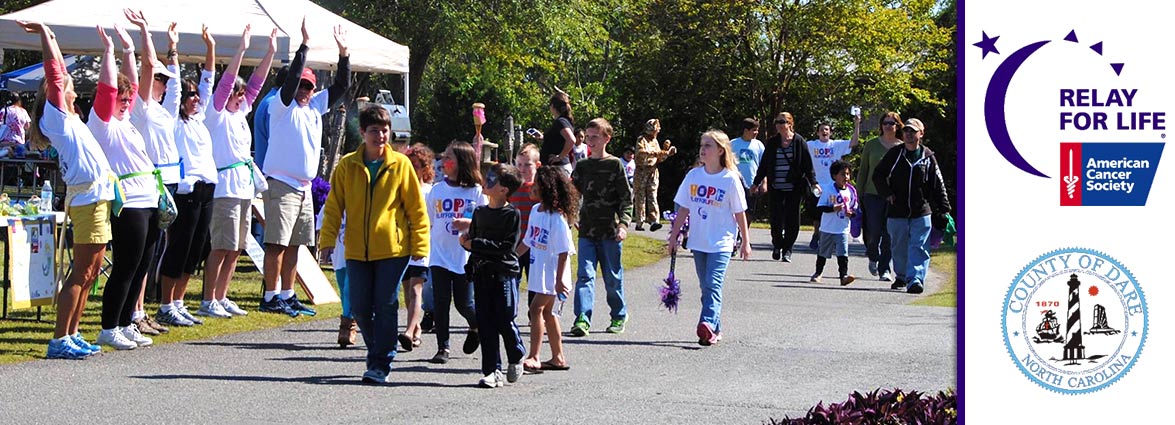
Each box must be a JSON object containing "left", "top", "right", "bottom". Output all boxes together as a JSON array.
[{"left": 1062, "top": 274, "right": 1086, "bottom": 365}]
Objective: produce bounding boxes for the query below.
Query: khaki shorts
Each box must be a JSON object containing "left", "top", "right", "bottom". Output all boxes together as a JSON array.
[
  {"left": 211, "top": 198, "right": 252, "bottom": 251},
  {"left": 69, "top": 201, "right": 111, "bottom": 245},
  {"left": 262, "top": 178, "right": 314, "bottom": 247}
]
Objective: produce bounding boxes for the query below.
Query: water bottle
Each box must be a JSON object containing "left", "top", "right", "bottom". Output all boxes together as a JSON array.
[
  {"left": 850, "top": 105, "right": 861, "bottom": 117},
  {"left": 555, "top": 293, "right": 567, "bottom": 317},
  {"left": 40, "top": 180, "right": 53, "bottom": 212}
]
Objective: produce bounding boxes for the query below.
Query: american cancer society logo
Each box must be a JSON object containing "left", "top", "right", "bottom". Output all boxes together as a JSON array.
[
  {"left": 975, "top": 30, "right": 1165, "bottom": 205},
  {"left": 1002, "top": 248, "right": 1147, "bottom": 394}
]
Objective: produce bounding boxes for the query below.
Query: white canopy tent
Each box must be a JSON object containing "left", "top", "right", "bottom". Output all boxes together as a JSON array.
[{"left": 0, "top": 0, "right": 410, "bottom": 111}]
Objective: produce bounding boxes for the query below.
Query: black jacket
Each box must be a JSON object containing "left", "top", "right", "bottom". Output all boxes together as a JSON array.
[
  {"left": 752, "top": 132, "right": 817, "bottom": 192},
  {"left": 872, "top": 144, "right": 951, "bottom": 219}
]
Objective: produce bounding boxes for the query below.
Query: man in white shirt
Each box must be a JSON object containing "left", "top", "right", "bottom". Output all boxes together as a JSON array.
[{"left": 258, "top": 20, "right": 351, "bottom": 316}]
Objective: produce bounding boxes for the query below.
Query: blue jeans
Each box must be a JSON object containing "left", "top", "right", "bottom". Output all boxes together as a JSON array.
[
  {"left": 573, "top": 237, "right": 626, "bottom": 323},
  {"left": 346, "top": 257, "right": 408, "bottom": 374},
  {"left": 473, "top": 273, "right": 525, "bottom": 375},
  {"left": 887, "top": 216, "right": 932, "bottom": 286},
  {"left": 334, "top": 268, "right": 351, "bottom": 319},
  {"left": 692, "top": 250, "right": 731, "bottom": 333},
  {"left": 431, "top": 266, "right": 476, "bottom": 349},
  {"left": 861, "top": 194, "right": 892, "bottom": 274}
]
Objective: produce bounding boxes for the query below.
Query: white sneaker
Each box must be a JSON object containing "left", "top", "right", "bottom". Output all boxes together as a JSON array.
[
  {"left": 196, "top": 300, "right": 233, "bottom": 318},
  {"left": 178, "top": 305, "right": 204, "bottom": 324},
  {"left": 121, "top": 324, "right": 153, "bottom": 347},
  {"left": 478, "top": 370, "right": 505, "bottom": 388},
  {"left": 96, "top": 328, "right": 137, "bottom": 350},
  {"left": 220, "top": 298, "right": 249, "bottom": 316}
]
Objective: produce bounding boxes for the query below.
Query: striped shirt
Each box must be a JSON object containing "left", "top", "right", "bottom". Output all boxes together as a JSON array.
[
  {"left": 772, "top": 145, "right": 795, "bottom": 191},
  {"left": 509, "top": 181, "right": 538, "bottom": 235}
]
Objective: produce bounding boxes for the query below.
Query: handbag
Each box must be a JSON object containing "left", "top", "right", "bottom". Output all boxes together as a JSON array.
[{"left": 116, "top": 169, "right": 177, "bottom": 229}]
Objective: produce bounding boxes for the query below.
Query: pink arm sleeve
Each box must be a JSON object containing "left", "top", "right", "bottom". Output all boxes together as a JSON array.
[
  {"left": 93, "top": 82, "right": 118, "bottom": 123},
  {"left": 43, "top": 56, "right": 67, "bottom": 110},
  {"left": 213, "top": 71, "right": 237, "bottom": 112},
  {"left": 245, "top": 72, "right": 265, "bottom": 105}
]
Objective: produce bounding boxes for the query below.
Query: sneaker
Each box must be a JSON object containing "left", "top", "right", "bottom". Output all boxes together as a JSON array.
[
  {"left": 421, "top": 312, "right": 435, "bottom": 333},
  {"left": 891, "top": 278, "right": 907, "bottom": 290},
  {"left": 361, "top": 369, "right": 390, "bottom": 385},
  {"left": 259, "top": 296, "right": 298, "bottom": 317},
  {"left": 781, "top": 251, "right": 792, "bottom": 263},
  {"left": 156, "top": 308, "right": 195, "bottom": 327},
  {"left": 429, "top": 349, "right": 450, "bottom": 364},
  {"left": 634, "top": 224, "right": 645, "bottom": 231},
  {"left": 907, "top": 281, "right": 925, "bottom": 294},
  {"left": 810, "top": 273, "right": 821, "bottom": 283},
  {"left": 197, "top": 300, "right": 233, "bottom": 318},
  {"left": 868, "top": 260, "right": 879, "bottom": 276},
  {"left": 606, "top": 318, "right": 626, "bottom": 334},
  {"left": 506, "top": 363, "right": 523, "bottom": 383},
  {"left": 649, "top": 222, "right": 663, "bottom": 232},
  {"left": 840, "top": 275, "right": 856, "bottom": 286},
  {"left": 144, "top": 314, "right": 169, "bottom": 334},
  {"left": 772, "top": 248, "right": 781, "bottom": 261},
  {"left": 122, "top": 324, "right": 153, "bottom": 347},
  {"left": 570, "top": 315, "right": 590, "bottom": 337},
  {"left": 221, "top": 298, "right": 249, "bottom": 316},
  {"left": 284, "top": 295, "right": 317, "bottom": 316},
  {"left": 46, "top": 337, "right": 91, "bottom": 359},
  {"left": 71, "top": 333, "right": 101, "bottom": 355},
  {"left": 463, "top": 329, "right": 480, "bottom": 354},
  {"left": 177, "top": 305, "right": 204, "bottom": 325},
  {"left": 697, "top": 322, "right": 717, "bottom": 346},
  {"left": 879, "top": 271, "right": 893, "bottom": 282},
  {"left": 133, "top": 317, "right": 161, "bottom": 335},
  {"left": 97, "top": 328, "right": 137, "bottom": 350},
  {"left": 479, "top": 370, "right": 505, "bottom": 388}
]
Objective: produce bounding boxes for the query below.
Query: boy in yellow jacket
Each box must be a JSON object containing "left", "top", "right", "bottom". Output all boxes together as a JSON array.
[{"left": 319, "top": 105, "right": 429, "bottom": 385}]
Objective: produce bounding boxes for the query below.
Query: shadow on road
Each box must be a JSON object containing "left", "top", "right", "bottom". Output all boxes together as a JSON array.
[
  {"left": 561, "top": 338, "right": 703, "bottom": 351},
  {"left": 186, "top": 341, "right": 338, "bottom": 351}
]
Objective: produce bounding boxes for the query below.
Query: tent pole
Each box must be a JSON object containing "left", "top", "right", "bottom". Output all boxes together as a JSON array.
[{"left": 402, "top": 72, "right": 410, "bottom": 118}]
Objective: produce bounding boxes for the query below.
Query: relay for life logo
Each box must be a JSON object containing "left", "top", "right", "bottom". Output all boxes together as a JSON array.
[{"left": 975, "top": 29, "right": 1165, "bottom": 206}]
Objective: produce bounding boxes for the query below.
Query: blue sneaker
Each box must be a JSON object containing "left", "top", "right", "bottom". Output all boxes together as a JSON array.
[
  {"left": 46, "top": 337, "right": 90, "bottom": 359},
  {"left": 284, "top": 295, "right": 317, "bottom": 317},
  {"left": 259, "top": 296, "right": 298, "bottom": 317},
  {"left": 71, "top": 333, "right": 102, "bottom": 355}
]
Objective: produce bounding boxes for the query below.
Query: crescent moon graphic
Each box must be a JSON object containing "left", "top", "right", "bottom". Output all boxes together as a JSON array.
[
  {"left": 696, "top": 206, "right": 708, "bottom": 220},
  {"left": 985, "top": 40, "right": 1051, "bottom": 178}
]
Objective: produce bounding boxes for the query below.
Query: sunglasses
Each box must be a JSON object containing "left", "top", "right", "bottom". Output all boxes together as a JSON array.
[
  {"left": 485, "top": 170, "right": 500, "bottom": 188},
  {"left": 154, "top": 75, "right": 169, "bottom": 83},
  {"left": 182, "top": 90, "right": 199, "bottom": 97},
  {"left": 774, "top": 120, "right": 789, "bottom": 125},
  {"left": 882, "top": 121, "right": 898, "bottom": 126},
  {"left": 299, "top": 82, "right": 315, "bottom": 91}
]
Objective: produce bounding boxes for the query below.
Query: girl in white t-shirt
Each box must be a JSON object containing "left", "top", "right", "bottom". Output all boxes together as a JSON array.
[
  {"left": 518, "top": 165, "right": 577, "bottom": 371},
  {"left": 399, "top": 145, "right": 436, "bottom": 351},
  {"left": 425, "top": 141, "right": 485, "bottom": 363},
  {"left": 667, "top": 130, "right": 751, "bottom": 347}
]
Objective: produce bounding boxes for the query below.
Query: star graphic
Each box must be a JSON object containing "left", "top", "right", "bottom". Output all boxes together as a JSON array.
[
  {"left": 1132, "top": 331, "right": 1138, "bottom": 337},
  {"left": 1013, "top": 331, "right": 1020, "bottom": 337},
  {"left": 974, "top": 31, "right": 1000, "bottom": 59}
]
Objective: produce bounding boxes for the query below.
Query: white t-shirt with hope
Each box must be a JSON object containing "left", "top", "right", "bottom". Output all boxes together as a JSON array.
[
  {"left": 818, "top": 183, "right": 858, "bottom": 235},
  {"left": 39, "top": 103, "right": 115, "bottom": 206},
  {"left": 263, "top": 90, "right": 329, "bottom": 192},
  {"left": 174, "top": 69, "right": 219, "bottom": 192},
  {"left": 806, "top": 139, "right": 853, "bottom": 192},
  {"left": 426, "top": 181, "right": 486, "bottom": 274},
  {"left": 409, "top": 182, "right": 433, "bottom": 268},
  {"left": 315, "top": 209, "right": 346, "bottom": 270},
  {"left": 88, "top": 110, "right": 159, "bottom": 209},
  {"left": 129, "top": 69, "right": 181, "bottom": 184},
  {"left": 672, "top": 167, "right": 747, "bottom": 253},
  {"left": 523, "top": 208, "right": 574, "bottom": 295},
  {"left": 205, "top": 100, "right": 254, "bottom": 199}
]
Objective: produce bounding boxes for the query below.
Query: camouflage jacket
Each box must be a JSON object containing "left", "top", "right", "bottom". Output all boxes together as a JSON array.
[{"left": 571, "top": 156, "right": 634, "bottom": 240}]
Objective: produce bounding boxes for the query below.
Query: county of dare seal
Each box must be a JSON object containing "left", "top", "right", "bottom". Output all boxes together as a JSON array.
[{"left": 1002, "top": 248, "right": 1148, "bottom": 394}]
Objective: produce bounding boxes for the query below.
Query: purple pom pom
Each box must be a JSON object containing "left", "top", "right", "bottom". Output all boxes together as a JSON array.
[
  {"left": 311, "top": 176, "right": 331, "bottom": 215},
  {"left": 660, "top": 273, "right": 681, "bottom": 313}
]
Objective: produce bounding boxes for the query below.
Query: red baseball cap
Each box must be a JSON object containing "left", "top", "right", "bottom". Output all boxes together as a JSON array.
[{"left": 299, "top": 68, "right": 317, "bottom": 88}]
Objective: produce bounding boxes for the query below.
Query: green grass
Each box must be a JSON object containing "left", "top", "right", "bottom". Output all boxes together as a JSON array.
[
  {"left": 0, "top": 233, "right": 666, "bottom": 365},
  {"left": 912, "top": 249, "right": 957, "bottom": 307}
]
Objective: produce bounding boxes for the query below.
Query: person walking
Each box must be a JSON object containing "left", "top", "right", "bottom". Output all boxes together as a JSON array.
[
  {"left": 857, "top": 112, "right": 904, "bottom": 281},
  {"left": 752, "top": 112, "right": 817, "bottom": 263},
  {"left": 632, "top": 119, "right": 675, "bottom": 231},
  {"left": 871, "top": 118, "right": 951, "bottom": 294}
]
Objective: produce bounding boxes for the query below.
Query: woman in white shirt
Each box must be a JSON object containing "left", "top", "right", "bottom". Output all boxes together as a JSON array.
[{"left": 667, "top": 130, "right": 751, "bottom": 347}]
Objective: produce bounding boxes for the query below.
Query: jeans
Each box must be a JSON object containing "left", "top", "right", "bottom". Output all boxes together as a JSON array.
[
  {"left": 431, "top": 266, "right": 476, "bottom": 349},
  {"left": 473, "top": 273, "right": 525, "bottom": 375},
  {"left": 692, "top": 250, "right": 731, "bottom": 333},
  {"left": 767, "top": 189, "right": 803, "bottom": 253},
  {"left": 573, "top": 237, "right": 626, "bottom": 323},
  {"left": 334, "top": 268, "right": 351, "bottom": 318},
  {"left": 888, "top": 216, "right": 932, "bottom": 287},
  {"left": 861, "top": 193, "right": 892, "bottom": 274},
  {"left": 346, "top": 257, "right": 408, "bottom": 374}
]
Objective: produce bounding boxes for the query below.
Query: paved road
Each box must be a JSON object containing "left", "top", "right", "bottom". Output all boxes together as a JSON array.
[{"left": 0, "top": 228, "right": 955, "bottom": 424}]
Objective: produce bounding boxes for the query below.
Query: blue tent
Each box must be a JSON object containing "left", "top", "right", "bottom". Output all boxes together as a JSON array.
[{"left": 1, "top": 55, "right": 83, "bottom": 92}]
